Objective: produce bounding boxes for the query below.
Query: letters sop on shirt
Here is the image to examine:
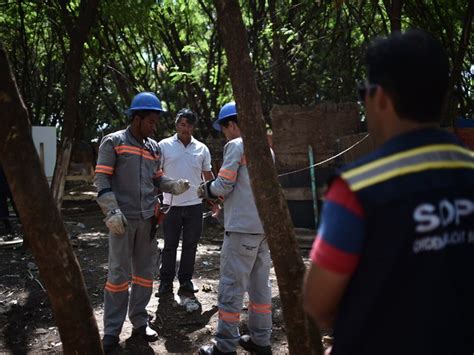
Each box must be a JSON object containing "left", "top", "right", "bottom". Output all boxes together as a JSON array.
[{"left": 159, "top": 134, "right": 212, "bottom": 206}]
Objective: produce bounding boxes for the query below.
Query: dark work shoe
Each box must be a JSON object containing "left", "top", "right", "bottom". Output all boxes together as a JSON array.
[
  {"left": 178, "top": 280, "right": 198, "bottom": 294},
  {"left": 198, "top": 344, "right": 237, "bottom": 355},
  {"left": 131, "top": 324, "right": 158, "bottom": 342},
  {"left": 239, "top": 334, "right": 272, "bottom": 355},
  {"left": 156, "top": 281, "right": 173, "bottom": 296},
  {"left": 102, "top": 335, "right": 119, "bottom": 353}
]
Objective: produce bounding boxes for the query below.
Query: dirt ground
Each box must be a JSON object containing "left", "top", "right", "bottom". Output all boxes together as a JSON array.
[{"left": 0, "top": 196, "right": 315, "bottom": 354}]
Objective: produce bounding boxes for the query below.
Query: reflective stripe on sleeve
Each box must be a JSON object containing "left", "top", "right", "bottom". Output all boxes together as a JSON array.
[
  {"left": 218, "top": 168, "right": 237, "bottom": 181},
  {"left": 95, "top": 165, "right": 114, "bottom": 175}
]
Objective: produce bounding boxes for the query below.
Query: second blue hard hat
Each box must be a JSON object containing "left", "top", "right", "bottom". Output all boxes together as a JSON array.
[{"left": 213, "top": 101, "right": 237, "bottom": 131}]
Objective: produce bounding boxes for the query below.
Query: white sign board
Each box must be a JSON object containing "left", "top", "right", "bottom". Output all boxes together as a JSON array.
[{"left": 31, "top": 126, "right": 56, "bottom": 185}]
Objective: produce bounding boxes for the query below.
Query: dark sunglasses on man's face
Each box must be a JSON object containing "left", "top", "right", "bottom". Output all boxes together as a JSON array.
[{"left": 357, "top": 82, "right": 378, "bottom": 102}]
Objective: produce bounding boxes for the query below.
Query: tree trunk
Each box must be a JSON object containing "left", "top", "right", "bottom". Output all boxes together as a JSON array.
[
  {"left": 383, "top": 0, "right": 404, "bottom": 33},
  {"left": 0, "top": 43, "right": 103, "bottom": 354},
  {"left": 213, "top": 1, "right": 323, "bottom": 354},
  {"left": 268, "top": 0, "right": 295, "bottom": 103},
  {"left": 51, "top": 0, "right": 99, "bottom": 209},
  {"left": 442, "top": 0, "right": 473, "bottom": 126}
]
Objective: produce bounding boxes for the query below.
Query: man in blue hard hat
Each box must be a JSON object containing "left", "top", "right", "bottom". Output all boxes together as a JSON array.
[
  {"left": 197, "top": 102, "right": 273, "bottom": 355},
  {"left": 94, "top": 92, "right": 191, "bottom": 352}
]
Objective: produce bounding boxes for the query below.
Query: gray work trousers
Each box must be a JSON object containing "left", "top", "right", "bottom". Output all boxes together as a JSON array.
[
  {"left": 103, "top": 217, "right": 158, "bottom": 337},
  {"left": 215, "top": 232, "right": 272, "bottom": 353},
  {"left": 159, "top": 203, "right": 203, "bottom": 283}
]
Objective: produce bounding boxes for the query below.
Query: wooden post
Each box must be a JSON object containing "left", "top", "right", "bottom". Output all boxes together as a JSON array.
[{"left": 308, "top": 145, "right": 319, "bottom": 228}]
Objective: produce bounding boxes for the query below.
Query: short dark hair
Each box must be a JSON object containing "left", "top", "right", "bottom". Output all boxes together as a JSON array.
[
  {"left": 175, "top": 108, "right": 197, "bottom": 125},
  {"left": 365, "top": 29, "right": 449, "bottom": 123},
  {"left": 220, "top": 115, "right": 238, "bottom": 128}
]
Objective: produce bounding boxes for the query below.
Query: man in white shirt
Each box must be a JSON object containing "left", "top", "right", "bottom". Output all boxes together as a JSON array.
[{"left": 157, "top": 109, "right": 214, "bottom": 296}]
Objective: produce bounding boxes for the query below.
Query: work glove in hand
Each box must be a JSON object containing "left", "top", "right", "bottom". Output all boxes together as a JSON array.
[
  {"left": 159, "top": 176, "right": 190, "bottom": 195},
  {"left": 171, "top": 179, "right": 190, "bottom": 195},
  {"left": 96, "top": 191, "right": 127, "bottom": 234},
  {"left": 104, "top": 209, "right": 128, "bottom": 235},
  {"left": 197, "top": 180, "right": 215, "bottom": 200}
]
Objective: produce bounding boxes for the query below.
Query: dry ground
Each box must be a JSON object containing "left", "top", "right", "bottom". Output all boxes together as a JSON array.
[{"left": 0, "top": 198, "right": 314, "bottom": 354}]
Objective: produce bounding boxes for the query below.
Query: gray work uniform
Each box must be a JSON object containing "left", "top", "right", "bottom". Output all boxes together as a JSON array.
[
  {"left": 209, "top": 137, "right": 272, "bottom": 353},
  {"left": 94, "top": 127, "right": 162, "bottom": 337}
]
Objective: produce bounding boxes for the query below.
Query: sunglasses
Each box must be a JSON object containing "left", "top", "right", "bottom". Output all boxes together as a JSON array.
[{"left": 357, "top": 82, "right": 378, "bottom": 102}]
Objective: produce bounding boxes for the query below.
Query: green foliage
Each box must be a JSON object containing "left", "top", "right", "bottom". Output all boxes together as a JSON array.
[{"left": 0, "top": 0, "right": 471, "bottom": 142}]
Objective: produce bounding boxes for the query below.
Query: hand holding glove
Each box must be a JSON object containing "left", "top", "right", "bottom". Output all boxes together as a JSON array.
[
  {"left": 159, "top": 177, "right": 190, "bottom": 195},
  {"left": 197, "top": 180, "right": 220, "bottom": 201},
  {"left": 104, "top": 208, "right": 128, "bottom": 235},
  {"left": 197, "top": 181, "right": 212, "bottom": 199},
  {"left": 171, "top": 179, "right": 190, "bottom": 195},
  {"left": 96, "top": 191, "right": 127, "bottom": 235}
]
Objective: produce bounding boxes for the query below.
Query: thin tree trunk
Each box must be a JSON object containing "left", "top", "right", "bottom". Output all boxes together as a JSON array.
[
  {"left": 383, "top": 0, "right": 404, "bottom": 33},
  {"left": 442, "top": 0, "right": 473, "bottom": 126},
  {"left": 268, "top": 0, "right": 295, "bottom": 103},
  {"left": 213, "top": 1, "right": 323, "bottom": 354},
  {"left": 0, "top": 43, "right": 103, "bottom": 354},
  {"left": 51, "top": 0, "right": 99, "bottom": 209}
]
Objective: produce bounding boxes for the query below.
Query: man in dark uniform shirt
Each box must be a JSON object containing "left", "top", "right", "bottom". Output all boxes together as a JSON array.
[{"left": 304, "top": 30, "right": 474, "bottom": 355}]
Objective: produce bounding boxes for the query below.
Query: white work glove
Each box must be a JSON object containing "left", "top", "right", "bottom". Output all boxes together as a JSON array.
[
  {"left": 96, "top": 191, "right": 127, "bottom": 235},
  {"left": 160, "top": 177, "right": 190, "bottom": 195},
  {"left": 172, "top": 179, "right": 191, "bottom": 195},
  {"left": 197, "top": 181, "right": 209, "bottom": 199},
  {"left": 197, "top": 180, "right": 216, "bottom": 200},
  {"left": 104, "top": 208, "right": 127, "bottom": 235}
]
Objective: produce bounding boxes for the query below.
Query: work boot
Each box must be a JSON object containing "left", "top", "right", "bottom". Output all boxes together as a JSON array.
[
  {"left": 156, "top": 281, "right": 173, "bottom": 296},
  {"left": 239, "top": 335, "right": 272, "bottom": 355},
  {"left": 131, "top": 324, "right": 158, "bottom": 342},
  {"left": 198, "top": 344, "right": 237, "bottom": 355},
  {"left": 178, "top": 280, "right": 198, "bottom": 295},
  {"left": 102, "top": 335, "right": 119, "bottom": 353}
]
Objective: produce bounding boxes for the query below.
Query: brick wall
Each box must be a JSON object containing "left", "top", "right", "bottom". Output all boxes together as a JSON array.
[{"left": 271, "top": 102, "right": 361, "bottom": 172}]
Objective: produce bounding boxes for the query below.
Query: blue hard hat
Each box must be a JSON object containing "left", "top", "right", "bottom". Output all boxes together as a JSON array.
[
  {"left": 127, "top": 92, "right": 163, "bottom": 117},
  {"left": 213, "top": 101, "right": 237, "bottom": 131}
]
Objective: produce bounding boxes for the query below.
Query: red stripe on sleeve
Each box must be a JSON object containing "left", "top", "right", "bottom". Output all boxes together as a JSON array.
[
  {"left": 310, "top": 236, "right": 360, "bottom": 275},
  {"left": 326, "top": 178, "right": 364, "bottom": 218}
]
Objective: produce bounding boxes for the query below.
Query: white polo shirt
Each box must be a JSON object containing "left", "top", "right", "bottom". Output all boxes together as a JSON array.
[{"left": 159, "top": 134, "right": 212, "bottom": 206}]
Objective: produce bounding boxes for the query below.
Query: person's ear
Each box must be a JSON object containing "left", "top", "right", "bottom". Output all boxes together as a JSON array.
[{"left": 373, "top": 86, "right": 390, "bottom": 113}]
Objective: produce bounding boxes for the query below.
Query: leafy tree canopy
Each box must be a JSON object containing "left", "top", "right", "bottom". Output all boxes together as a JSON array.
[{"left": 0, "top": 0, "right": 471, "bottom": 142}]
